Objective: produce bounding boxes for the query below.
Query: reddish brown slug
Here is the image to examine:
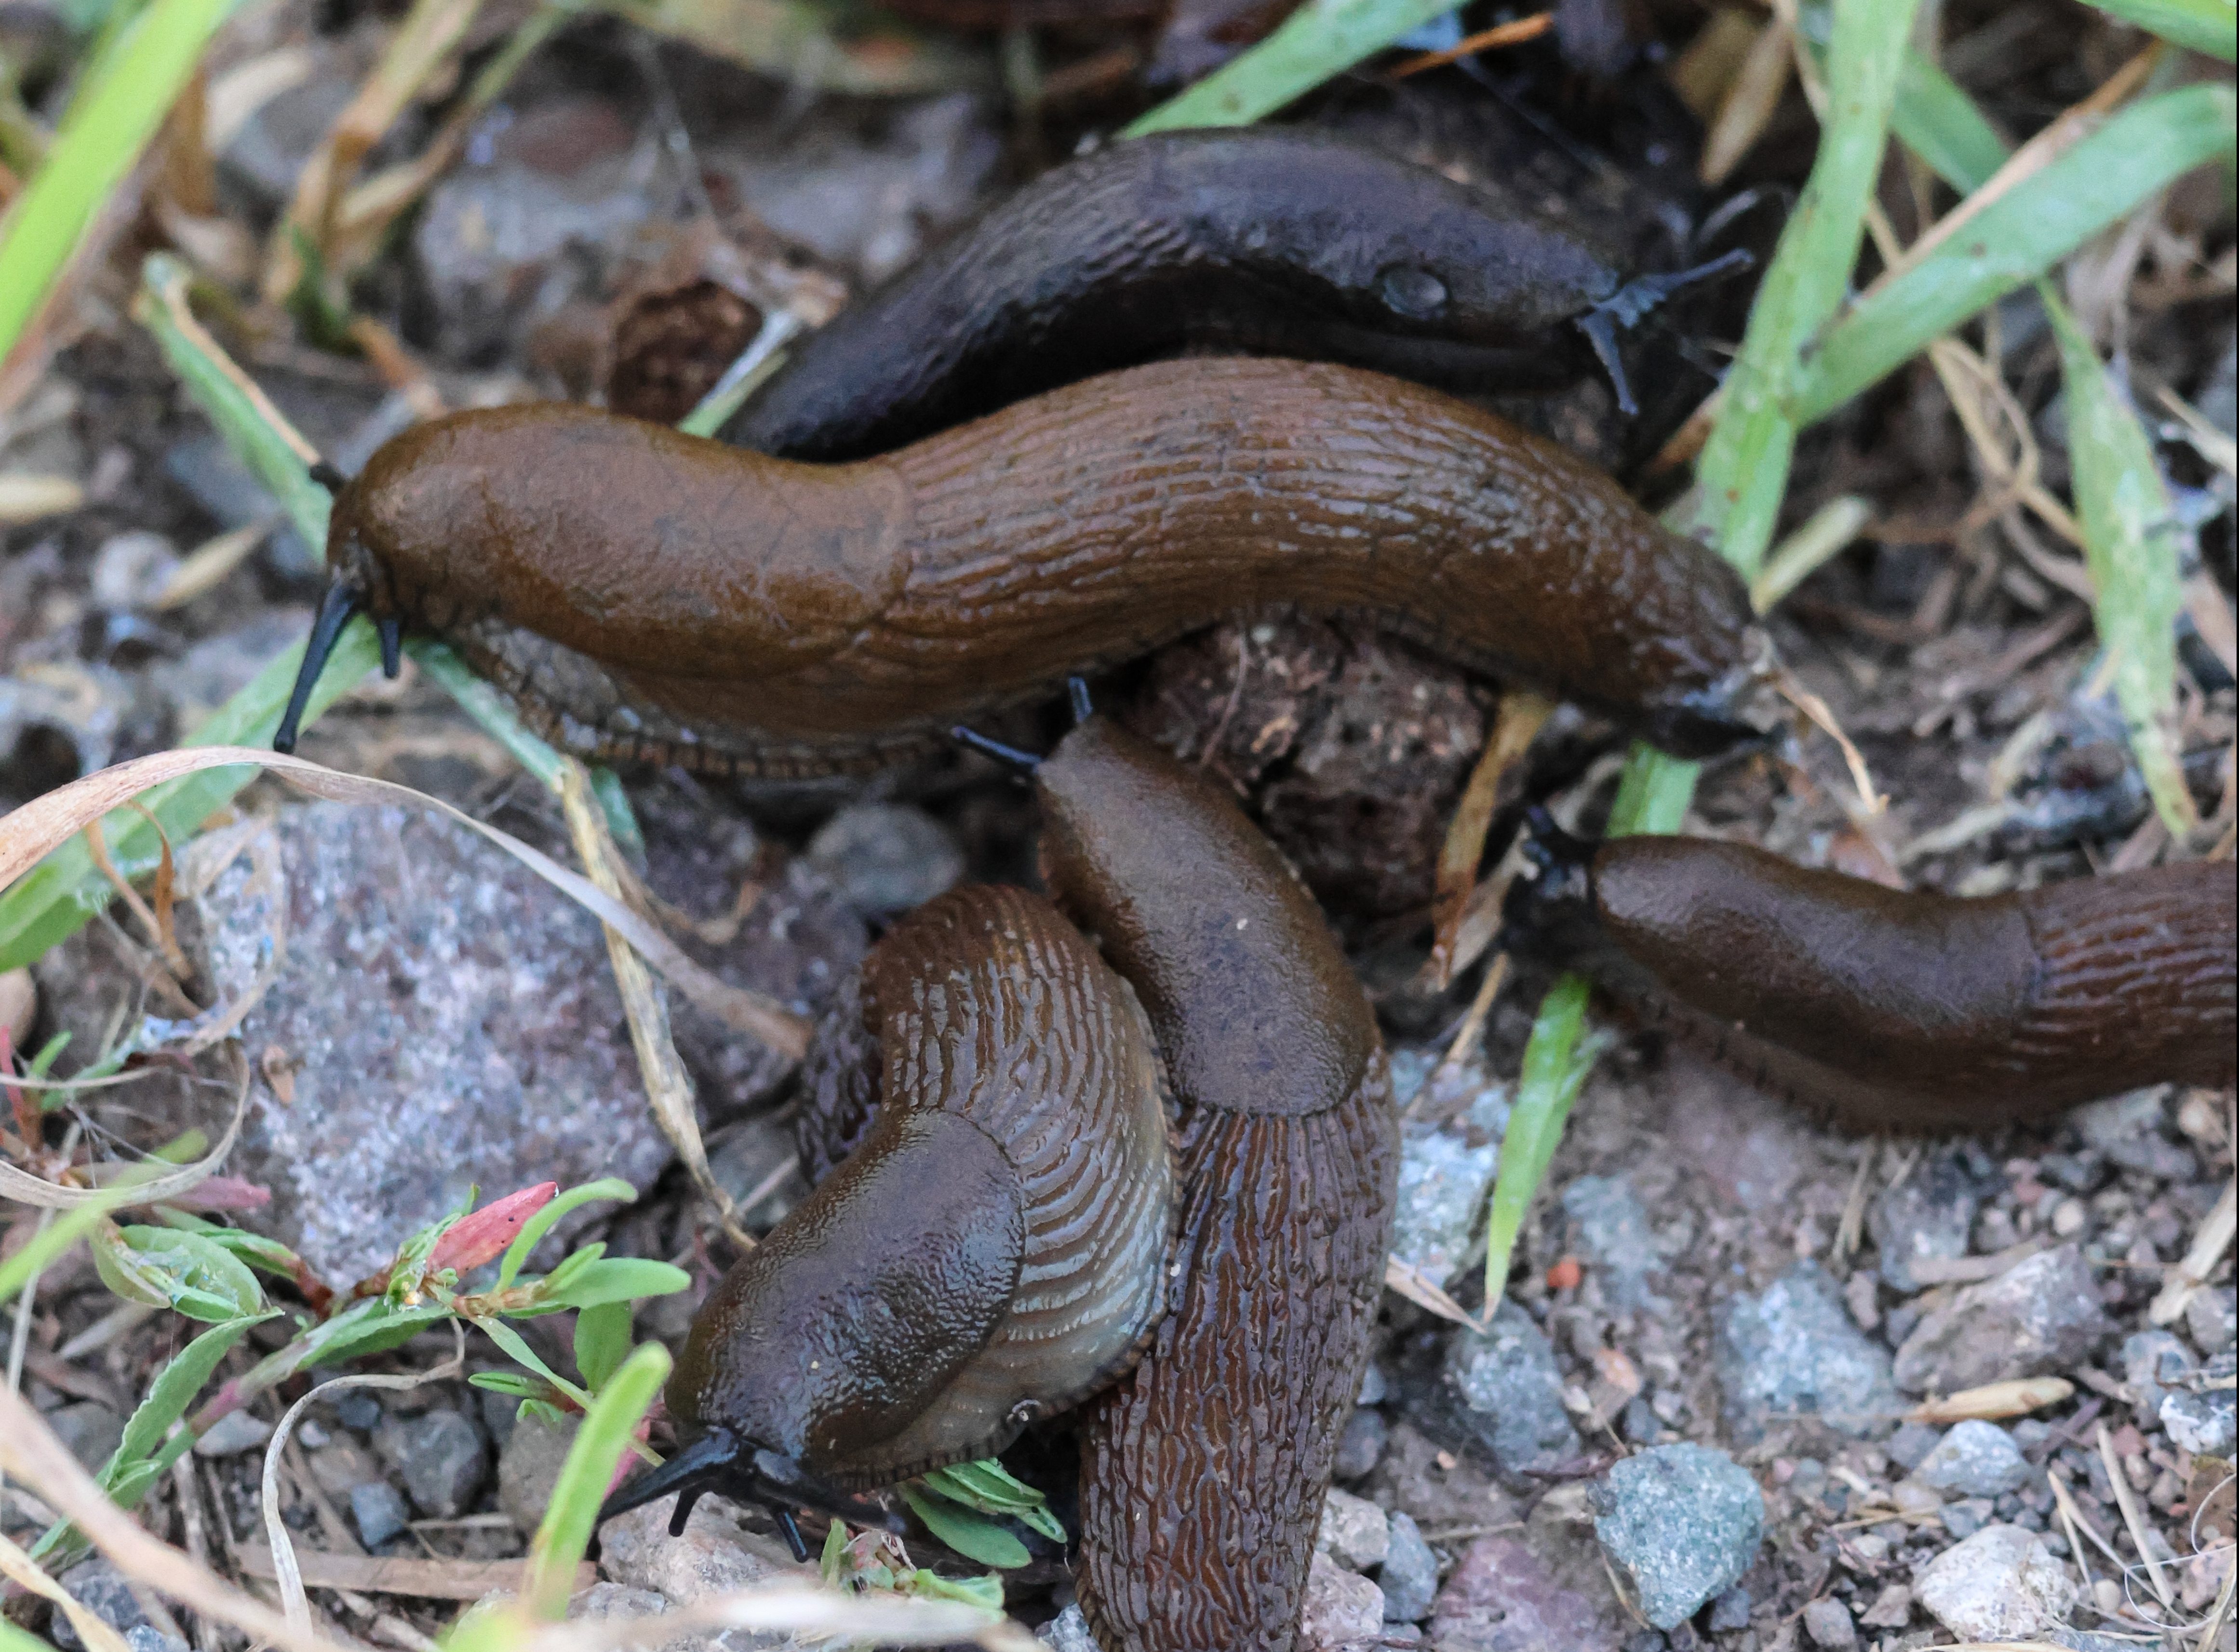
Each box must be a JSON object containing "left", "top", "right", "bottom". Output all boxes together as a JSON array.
[
  {"left": 720, "top": 127, "right": 1660, "bottom": 461},
  {"left": 1507, "top": 827, "right": 2238, "bottom": 1131},
  {"left": 600, "top": 884, "right": 1174, "bottom": 1554},
  {"left": 274, "top": 358, "right": 1772, "bottom": 770},
  {"left": 1032, "top": 717, "right": 1397, "bottom": 1652}
]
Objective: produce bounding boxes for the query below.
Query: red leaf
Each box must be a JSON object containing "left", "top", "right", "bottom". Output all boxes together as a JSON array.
[{"left": 429, "top": 1182, "right": 557, "bottom": 1274}]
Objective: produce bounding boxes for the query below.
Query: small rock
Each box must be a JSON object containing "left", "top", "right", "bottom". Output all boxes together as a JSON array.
[
  {"left": 1619, "top": 1396, "right": 1663, "bottom": 1445},
  {"left": 1588, "top": 1444, "right": 1765, "bottom": 1630},
  {"left": 1869, "top": 1149, "right": 1984, "bottom": 1291},
  {"left": 1842, "top": 1269, "right": 1879, "bottom": 1331},
  {"left": 2122, "top": 1329, "right": 2197, "bottom": 1425},
  {"left": 335, "top": 1392, "right": 384, "bottom": 1432},
  {"left": 1884, "top": 1421, "right": 1942, "bottom": 1473},
  {"left": 1801, "top": 1598, "right": 1855, "bottom": 1648},
  {"left": 48, "top": 1403, "right": 125, "bottom": 1471},
  {"left": 2161, "top": 1386, "right": 2237, "bottom": 1457},
  {"left": 49, "top": 1560, "right": 149, "bottom": 1651},
  {"left": 1038, "top": 1603, "right": 1100, "bottom": 1651},
  {"left": 498, "top": 1410, "right": 579, "bottom": 1531},
  {"left": 124, "top": 1629, "right": 190, "bottom": 1652},
  {"left": 1562, "top": 1175, "right": 1663, "bottom": 1310},
  {"left": 1857, "top": 1583, "right": 1913, "bottom": 1628},
  {"left": 1332, "top": 1408, "right": 1387, "bottom": 1480},
  {"left": 1914, "top": 1421, "right": 2032, "bottom": 1497},
  {"left": 2186, "top": 1281, "right": 2238, "bottom": 1353},
  {"left": 350, "top": 1481, "right": 410, "bottom": 1548},
  {"left": 88, "top": 530, "right": 179, "bottom": 610},
  {"left": 2073, "top": 1089, "right": 2197, "bottom": 1180},
  {"left": 376, "top": 1408, "right": 489, "bottom": 1518},
  {"left": 1378, "top": 1512, "right": 1438, "bottom": 1623},
  {"left": 708, "top": 1115, "right": 807, "bottom": 1227},
  {"left": 1892, "top": 1244, "right": 2113, "bottom": 1395},
  {"left": 1915, "top": 1524, "right": 2078, "bottom": 1640},
  {"left": 307, "top": 1440, "right": 384, "bottom": 1497},
  {"left": 1429, "top": 1534, "right": 1620, "bottom": 1652},
  {"left": 1317, "top": 1487, "right": 1391, "bottom": 1571},
  {"left": 1387, "top": 1057, "right": 1507, "bottom": 1286},
  {"left": 1714, "top": 1262, "right": 1899, "bottom": 1440},
  {"left": 1941, "top": 1497, "right": 1995, "bottom": 1539},
  {"left": 1357, "top": 1363, "right": 1388, "bottom": 1406},
  {"left": 1445, "top": 1299, "right": 1582, "bottom": 1485},
  {"left": 1704, "top": 1586, "right": 1751, "bottom": 1633},
  {"left": 804, "top": 803, "right": 965, "bottom": 916},
  {"left": 597, "top": 1488, "right": 807, "bottom": 1613},
  {"left": 1301, "top": 1550, "right": 1384, "bottom": 1649},
  {"left": 192, "top": 1410, "right": 274, "bottom": 1458}
]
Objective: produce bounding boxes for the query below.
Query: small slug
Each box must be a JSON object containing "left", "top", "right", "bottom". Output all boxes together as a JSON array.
[
  {"left": 1032, "top": 717, "right": 1397, "bottom": 1652},
  {"left": 278, "top": 357, "right": 1771, "bottom": 771},
  {"left": 1507, "top": 827, "right": 2238, "bottom": 1130},
  {"left": 721, "top": 128, "right": 1640, "bottom": 462},
  {"left": 600, "top": 883, "right": 1174, "bottom": 1553}
]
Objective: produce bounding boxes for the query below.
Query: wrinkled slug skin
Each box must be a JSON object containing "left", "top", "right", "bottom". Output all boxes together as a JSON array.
[
  {"left": 670, "top": 886, "right": 1174, "bottom": 1488},
  {"left": 1516, "top": 837, "right": 2237, "bottom": 1131},
  {"left": 722, "top": 129, "right": 1620, "bottom": 462},
  {"left": 330, "top": 359, "right": 1764, "bottom": 778},
  {"left": 1035, "top": 720, "right": 1400, "bottom": 1652}
]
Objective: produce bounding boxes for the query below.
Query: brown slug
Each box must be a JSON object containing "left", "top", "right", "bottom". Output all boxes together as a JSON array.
[
  {"left": 600, "top": 883, "right": 1175, "bottom": 1557},
  {"left": 274, "top": 357, "right": 1773, "bottom": 772},
  {"left": 1507, "top": 824, "right": 2238, "bottom": 1131},
  {"left": 718, "top": 127, "right": 1688, "bottom": 462}
]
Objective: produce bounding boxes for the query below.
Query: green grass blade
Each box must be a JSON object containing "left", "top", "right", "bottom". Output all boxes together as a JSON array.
[
  {"left": 1893, "top": 48, "right": 2011, "bottom": 191},
  {"left": 523, "top": 1340, "right": 670, "bottom": 1619},
  {"left": 2080, "top": 0, "right": 2236, "bottom": 60},
  {"left": 2046, "top": 291, "right": 2197, "bottom": 834},
  {"left": 0, "top": 1198, "right": 124, "bottom": 1300},
  {"left": 0, "top": 0, "right": 230, "bottom": 365},
  {"left": 1125, "top": 0, "right": 1456, "bottom": 134},
  {"left": 1795, "top": 83, "right": 2238, "bottom": 423}
]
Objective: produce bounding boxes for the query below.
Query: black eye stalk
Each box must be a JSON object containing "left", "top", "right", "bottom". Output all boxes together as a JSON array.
[
  {"left": 593, "top": 1425, "right": 906, "bottom": 1563},
  {"left": 950, "top": 675, "right": 1096, "bottom": 773},
  {"left": 1574, "top": 248, "right": 1754, "bottom": 418},
  {"left": 274, "top": 459, "right": 403, "bottom": 757}
]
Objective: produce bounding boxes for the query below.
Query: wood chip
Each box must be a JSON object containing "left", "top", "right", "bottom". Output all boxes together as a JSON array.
[
  {"left": 232, "top": 1543, "right": 586, "bottom": 1602},
  {"left": 1904, "top": 1377, "right": 2073, "bottom": 1424}
]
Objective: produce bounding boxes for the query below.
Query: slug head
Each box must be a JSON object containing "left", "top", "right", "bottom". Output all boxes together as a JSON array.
[{"left": 594, "top": 1425, "right": 903, "bottom": 1560}]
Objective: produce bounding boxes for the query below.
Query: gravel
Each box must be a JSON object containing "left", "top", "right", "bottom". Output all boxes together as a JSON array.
[{"left": 1587, "top": 1444, "right": 1765, "bottom": 1631}]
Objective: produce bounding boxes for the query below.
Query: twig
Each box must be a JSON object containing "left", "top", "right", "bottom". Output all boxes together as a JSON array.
[
  {"left": 1389, "top": 13, "right": 1551, "bottom": 77},
  {"left": 2097, "top": 1421, "right": 2175, "bottom": 1609}
]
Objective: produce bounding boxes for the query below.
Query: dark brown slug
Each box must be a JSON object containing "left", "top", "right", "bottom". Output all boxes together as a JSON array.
[
  {"left": 1034, "top": 717, "right": 1398, "bottom": 1652},
  {"left": 719, "top": 128, "right": 1662, "bottom": 462},
  {"left": 601, "top": 884, "right": 1174, "bottom": 1555},
  {"left": 1507, "top": 827, "right": 2239, "bottom": 1131},
  {"left": 277, "top": 357, "right": 1772, "bottom": 771}
]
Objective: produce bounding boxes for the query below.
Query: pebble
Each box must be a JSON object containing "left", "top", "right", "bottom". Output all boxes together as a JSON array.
[
  {"left": 1300, "top": 1550, "right": 1384, "bottom": 1649},
  {"left": 350, "top": 1481, "right": 410, "bottom": 1548},
  {"left": 2073, "top": 1089, "right": 2198, "bottom": 1180},
  {"left": 1332, "top": 1407, "right": 1387, "bottom": 1480},
  {"left": 1387, "top": 1055, "right": 1507, "bottom": 1286},
  {"left": 1883, "top": 1421, "right": 1941, "bottom": 1472},
  {"left": 597, "top": 1489, "right": 806, "bottom": 1618},
  {"left": 1913, "top": 1420, "right": 2032, "bottom": 1497},
  {"left": 1868, "top": 1149, "right": 1984, "bottom": 1291},
  {"left": 1561, "top": 1175, "right": 1664, "bottom": 1310},
  {"left": 497, "top": 1409, "right": 579, "bottom": 1531},
  {"left": 1704, "top": 1586, "right": 1751, "bottom": 1633},
  {"left": 1038, "top": 1603, "right": 1099, "bottom": 1651},
  {"left": 804, "top": 803, "right": 966, "bottom": 916},
  {"left": 47, "top": 1402, "right": 125, "bottom": 1472},
  {"left": 1444, "top": 1299, "right": 1582, "bottom": 1485},
  {"left": 125, "top": 1630, "right": 190, "bottom": 1652},
  {"left": 49, "top": 1560, "right": 150, "bottom": 1650},
  {"left": 1800, "top": 1598, "right": 1855, "bottom": 1648},
  {"left": 1713, "top": 1261, "right": 1899, "bottom": 1440},
  {"left": 2186, "top": 1280, "right": 2238, "bottom": 1353},
  {"left": 1587, "top": 1443, "right": 1764, "bottom": 1630},
  {"left": 307, "top": 1439, "right": 384, "bottom": 1497},
  {"left": 1378, "top": 1511, "right": 1438, "bottom": 1624},
  {"left": 1940, "top": 1497, "right": 1995, "bottom": 1539},
  {"left": 2121, "top": 1329, "right": 2197, "bottom": 1425},
  {"left": 1428, "top": 1534, "right": 1617, "bottom": 1652},
  {"left": 88, "top": 530, "right": 180, "bottom": 610},
  {"left": 191, "top": 1410, "right": 274, "bottom": 1458},
  {"left": 335, "top": 1392, "right": 384, "bottom": 1432},
  {"left": 1315, "top": 1487, "right": 1390, "bottom": 1572},
  {"left": 1891, "top": 1244, "right": 2113, "bottom": 1395},
  {"left": 1857, "top": 1583, "right": 1913, "bottom": 1629},
  {"left": 376, "top": 1408, "right": 489, "bottom": 1519},
  {"left": 2161, "top": 1385, "right": 2237, "bottom": 1456},
  {"left": 708, "top": 1114, "right": 808, "bottom": 1229},
  {"left": 1915, "top": 1523, "right": 2078, "bottom": 1639}
]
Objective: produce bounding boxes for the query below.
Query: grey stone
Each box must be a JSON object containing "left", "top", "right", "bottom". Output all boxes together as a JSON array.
[
  {"left": 1869, "top": 1151, "right": 1984, "bottom": 1292},
  {"left": 1301, "top": 1550, "right": 1384, "bottom": 1649},
  {"left": 1332, "top": 1407, "right": 1386, "bottom": 1480},
  {"left": 499, "top": 1410, "right": 579, "bottom": 1531},
  {"left": 218, "top": 74, "right": 357, "bottom": 209},
  {"left": 182, "top": 804, "right": 684, "bottom": 1282},
  {"left": 1562, "top": 1175, "right": 1662, "bottom": 1310},
  {"left": 1892, "top": 1245, "right": 2114, "bottom": 1395},
  {"left": 1356, "top": 1363, "right": 1388, "bottom": 1406},
  {"left": 1619, "top": 1396, "right": 1663, "bottom": 1445},
  {"left": 597, "top": 1491, "right": 807, "bottom": 1651},
  {"left": 1884, "top": 1421, "right": 1942, "bottom": 1472},
  {"left": 1714, "top": 1262, "right": 1899, "bottom": 1440},
  {"left": 1317, "top": 1487, "right": 1391, "bottom": 1571},
  {"left": 0, "top": 663, "right": 134, "bottom": 779},
  {"left": 377, "top": 1408, "right": 489, "bottom": 1518},
  {"left": 2072, "top": 1089, "right": 2196, "bottom": 1180},
  {"left": 192, "top": 1409, "right": 273, "bottom": 1458},
  {"left": 1704, "top": 1586, "right": 1752, "bottom": 1633},
  {"left": 2186, "top": 1280, "right": 2238, "bottom": 1353},
  {"left": 707, "top": 1115, "right": 807, "bottom": 1229},
  {"left": 1388, "top": 1055, "right": 1507, "bottom": 1287},
  {"left": 2161, "top": 1386, "right": 2237, "bottom": 1456},
  {"left": 2123, "top": 1329, "right": 2197, "bottom": 1424},
  {"left": 1914, "top": 1421, "right": 2032, "bottom": 1497},
  {"left": 1429, "top": 1534, "right": 1621, "bottom": 1652},
  {"left": 1915, "top": 1524, "right": 2077, "bottom": 1640},
  {"left": 1037, "top": 1603, "right": 1100, "bottom": 1651},
  {"left": 48, "top": 1402, "right": 125, "bottom": 1471},
  {"left": 564, "top": 1581, "right": 708, "bottom": 1652},
  {"left": 1378, "top": 1511, "right": 1438, "bottom": 1623},
  {"left": 306, "top": 1439, "right": 384, "bottom": 1497},
  {"left": 88, "top": 530, "right": 179, "bottom": 610},
  {"left": 49, "top": 1560, "right": 150, "bottom": 1651},
  {"left": 1941, "top": 1497, "right": 1995, "bottom": 1539},
  {"left": 125, "top": 1629, "right": 189, "bottom": 1652},
  {"left": 804, "top": 803, "right": 965, "bottom": 916},
  {"left": 1588, "top": 1444, "right": 1764, "bottom": 1631},
  {"left": 1856, "top": 1583, "right": 1912, "bottom": 1629},
  {"left": 350, "top": 1481, "right": 410, "bottom": 1548},
  {"left": 1446, "top": 1299, "right": 1581, "bottom": 1486},
  {"left": 335, "top": 1392, "right": 384, "bottom": 1432},
  {"left": 1801, "top": 1598, "right": 1855, "bottom": 1649}
]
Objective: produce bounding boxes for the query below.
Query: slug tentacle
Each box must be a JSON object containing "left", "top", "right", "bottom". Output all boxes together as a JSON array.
[{"left": 273, "top": 580, "right": 367, "bottom": 754}]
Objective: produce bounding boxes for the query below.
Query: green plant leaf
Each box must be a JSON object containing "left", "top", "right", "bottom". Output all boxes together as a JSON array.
[
  {"left": 92, "top": 1225, "right": 266, "bottom": 1320},
  {"left": 497, "top": 1178, "right": 639, "bottom": 1287},
  {"left": 0, "top": 1198, "right": 125, "bottom": 1301},
  {"left": 2080, "top": 0, "right": 2236, "bottom": 60},
  {"left": 475, "top": 1316, "right": 590, "bottom": 1409},
  {"left": 1125, "top": 0, "right": 1457, "bottom": 134},
  {"left": 543, "top": 1258, "right": 693, "bottom": 1312},
  {"left": 1795, "top": 83, "right": 2239, "bottom": 424},
  {"left": 524, "top": 1341, "right": 670, "bottom": 1619},
  {"left": 1482, "top": 977, "right": 1612, "bottom": 1305},
  {"left": 299, "top": 1300, "right": 453, "bottom": 1368},
  {"left": 573, "top": 1302, "right": 633, "bottom": 1392},
  {"left": 467, "top": 1370, "right": 557, "bottom": 1399},
  {"left": 917, "top": 1461, "right": 1065, "bottom": 1544},
  {"left": 1892, "top": 49, "right": 2011, "bottom": 190},
  {"left": 897, "top": 1483, "right": 1031, "bottom": 1570}
]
